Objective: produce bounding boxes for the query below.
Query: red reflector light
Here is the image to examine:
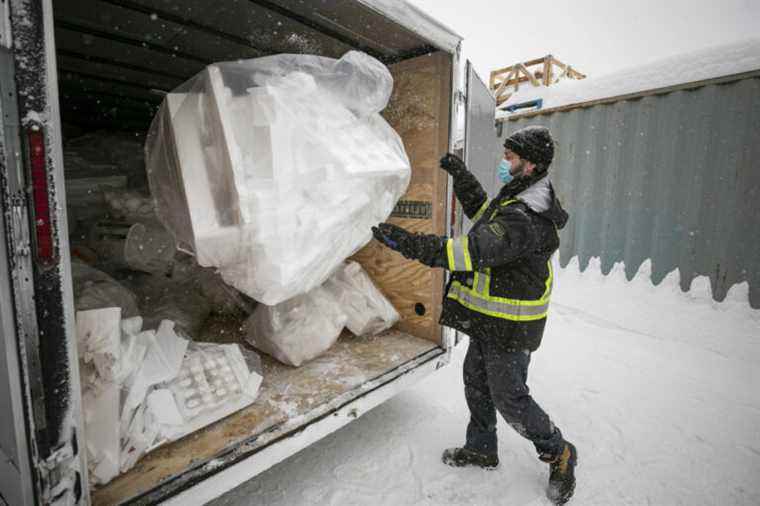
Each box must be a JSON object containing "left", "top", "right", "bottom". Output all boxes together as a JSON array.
[{"left": 27, "top": 128, "right": 56, "bottom": 267}]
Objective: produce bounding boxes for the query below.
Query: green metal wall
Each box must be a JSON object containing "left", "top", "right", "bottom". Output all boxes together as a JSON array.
[{"left": 496, "top": 75, "right": 760, "bottom": 307}]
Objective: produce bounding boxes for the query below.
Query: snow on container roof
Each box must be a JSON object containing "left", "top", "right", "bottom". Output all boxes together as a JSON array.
[{"left": 497, "top": 37, "right": 760, "bottom": 120}]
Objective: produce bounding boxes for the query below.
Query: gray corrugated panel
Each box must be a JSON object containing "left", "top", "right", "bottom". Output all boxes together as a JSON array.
[{"left": 494, "top": 76, "right": 760, "bottom": 307}]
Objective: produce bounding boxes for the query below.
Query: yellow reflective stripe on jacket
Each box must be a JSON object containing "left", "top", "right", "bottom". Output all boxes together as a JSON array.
[
  {"left": 446, "top": 236, "right": 473, "bottom": 271},
  {"left": 472, "top": 199, "right": 490, "bottom": 222},
  {"left": 490, "top": 198, "right": 519, "bottom": 220},
  {"left": 447, "top": 261, "right": 554, "bottom": 321}
]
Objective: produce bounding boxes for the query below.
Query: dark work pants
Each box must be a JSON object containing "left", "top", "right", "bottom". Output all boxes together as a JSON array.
[{"left": 463, "top": 335, "right": 564, "bottom": 457}]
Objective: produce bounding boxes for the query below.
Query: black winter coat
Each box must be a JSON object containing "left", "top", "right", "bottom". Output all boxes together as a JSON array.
[{"left": 436, "top": 168, "right": 569, "bottom": 351}]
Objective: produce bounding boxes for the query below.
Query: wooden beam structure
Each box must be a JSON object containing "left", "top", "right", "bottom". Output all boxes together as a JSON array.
[{"left": 489, "top": 55, "right": 586, "bottom": 106}]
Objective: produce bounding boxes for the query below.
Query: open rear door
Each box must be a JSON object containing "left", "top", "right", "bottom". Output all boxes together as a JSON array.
[
  {"left": 0, "top": 45, "right": 41, "bottom": 506},
  {"left": 1, "top": 1, "right": 87, "bottom": 504},
  {"left": 448, "top": 61, "right": 498, "bottom": 348},
  {"left": 463, "top": 60, "right": 499, "bottom": 229}
]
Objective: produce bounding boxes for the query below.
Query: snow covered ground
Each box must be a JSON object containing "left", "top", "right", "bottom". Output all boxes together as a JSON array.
[{"left": 211, "top": 258, "right": 760, "bottom": 506}]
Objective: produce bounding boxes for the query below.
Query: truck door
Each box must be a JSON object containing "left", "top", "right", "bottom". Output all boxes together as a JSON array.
[
  {"left": 449, "top": 61, "right": 498, "bottom": 348},
  {"left": 1, "top": 1, "right": 87, "bottom": 504},
  {"left": 463, "top": 60, "right": 499, "bottom": 229},
  {"left": 0, "top": 45, "right": 43, "bottom": 506}
]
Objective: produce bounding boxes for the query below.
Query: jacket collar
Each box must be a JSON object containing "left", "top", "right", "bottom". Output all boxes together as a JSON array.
[
  {"left": 498, "top": 173, "right": 569, "bottom": 230},
  {"left": 517, "top": 176, "right": 551, "bottom": 213}
]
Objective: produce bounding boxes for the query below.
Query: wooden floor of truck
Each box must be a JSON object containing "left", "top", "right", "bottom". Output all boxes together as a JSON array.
[{"left": 91, "top": 324, "right": 440, "bottom": 505}]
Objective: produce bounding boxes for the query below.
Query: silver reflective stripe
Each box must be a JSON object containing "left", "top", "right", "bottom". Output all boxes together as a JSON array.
[
  {"left": 447, "top": 261, "right": 554, "bottom": 321},
  {"left": 473, "top": 269, "right": 489, "bottom": 294},
  {"left": 448, "top": 283, "right": 550, "bottom": 320},
  {"left": 447, "top": 236, "right": 472, "bottom": 271}
]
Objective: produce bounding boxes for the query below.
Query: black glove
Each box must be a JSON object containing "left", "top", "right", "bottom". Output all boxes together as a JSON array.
[
  {"left": 372, "top": 223, "right": 446, "bottom": 267},
  {"left": 372, "top": 223, "right": 413, "bottom": 257},
  {"left": 439, "top": 153, "right": 468, "bottom": 177}
]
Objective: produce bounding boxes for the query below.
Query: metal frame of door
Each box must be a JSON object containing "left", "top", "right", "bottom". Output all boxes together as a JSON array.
[{"left": 1, "top": 0, "right": 88, "bottom": 504}]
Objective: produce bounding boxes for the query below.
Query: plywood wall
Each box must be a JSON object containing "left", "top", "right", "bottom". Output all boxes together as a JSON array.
[{"left": 352, "top": 51, "right": 452, "bottom": 345}]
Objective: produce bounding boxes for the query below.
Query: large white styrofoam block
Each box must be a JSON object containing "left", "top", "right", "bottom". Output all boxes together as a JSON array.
[
  {"left": 164, "top": 93, "right": 217, "bottom": 235},
  {"left": 148, "top": 52, "right": 410, "bottom": 305}
]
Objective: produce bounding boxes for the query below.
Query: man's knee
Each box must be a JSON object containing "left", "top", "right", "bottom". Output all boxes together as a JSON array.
[
  {"left": 464, "top": 380, "right": 492, "bottom": 407},
  {"left": 493, "top": 388, "right": 532, "bottom": 416}
]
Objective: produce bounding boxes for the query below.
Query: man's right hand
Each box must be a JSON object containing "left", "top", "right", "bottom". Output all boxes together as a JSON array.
[{"left": 439, "top": 153, "right": 467, "bottom": 177}]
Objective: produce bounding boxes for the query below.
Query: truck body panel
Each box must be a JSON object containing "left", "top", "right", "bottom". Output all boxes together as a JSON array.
[
  {"left": 0, "top": 1, "right": 473, "bottom": 504},
  {"left": 0, "top": 47, "right": 37, "bottom": 503}
]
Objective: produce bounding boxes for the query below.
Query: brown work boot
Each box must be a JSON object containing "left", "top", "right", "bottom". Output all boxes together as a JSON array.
[
  {"left": 540, "top": 442, "right": 578, "bottom": 504},
  {"left": 442, "top": 447, "right": 499, "bottom": 470}
]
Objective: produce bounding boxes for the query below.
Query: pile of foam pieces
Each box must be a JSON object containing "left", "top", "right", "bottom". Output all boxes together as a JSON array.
[
  {"left": 73, "top": 257, "right": 398, "bottom": 485},
  {"left": 68, "top": 50, "right": 409, "bottom": 484},
  {"left": 146, "top": 50, "right": 411, "bottom": 306},
  {"left": 76, "top": 309, "right": 263, "bottom": 486},
  {"left": 246, "top": 260, "right": 400, "bottom": 366}
]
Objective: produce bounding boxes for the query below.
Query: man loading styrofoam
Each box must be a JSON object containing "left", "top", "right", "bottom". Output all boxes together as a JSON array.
[{"left": 372, "top": 126, "right": 577, "bottom": 505}]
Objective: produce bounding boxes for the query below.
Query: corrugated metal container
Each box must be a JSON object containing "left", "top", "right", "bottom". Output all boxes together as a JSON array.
[{"left": 495, "top": 72, "right": 760, "bottom": 307}]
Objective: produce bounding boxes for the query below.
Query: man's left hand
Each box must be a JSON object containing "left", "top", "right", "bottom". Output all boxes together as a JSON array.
[
  {"left": 372, "top": 223, "right": 413, "bottom": 257},
  {"left": 372, "top": 223, "right": 447, "bottom": 267}
]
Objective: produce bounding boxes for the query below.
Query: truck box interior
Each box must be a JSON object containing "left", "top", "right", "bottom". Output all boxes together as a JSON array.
[{"left": 52, "top": 0, "right": 453, "bottom": 503}]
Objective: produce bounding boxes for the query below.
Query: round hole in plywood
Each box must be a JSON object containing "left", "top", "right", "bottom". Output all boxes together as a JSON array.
[{"left": 414, "top": 303, "right": 426, "bottom": 316}]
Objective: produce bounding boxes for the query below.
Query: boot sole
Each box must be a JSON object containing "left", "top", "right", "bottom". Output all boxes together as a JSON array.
[{"left": 442, "top": 457, "right": 499, "bottom": 470}]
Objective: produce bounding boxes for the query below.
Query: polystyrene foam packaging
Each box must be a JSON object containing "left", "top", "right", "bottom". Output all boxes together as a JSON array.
[
  {"left": 325, "top": 261, "right": 399, "bottom": 337},
  {"left": 146, "top": 51, "right": 411, "bottom": 305},
  {"left": 245, "top": 261, "right": 399, "bottom": 366},
  {"left": 245, "top": 284, "right": 348, "bottom": 367},
  {"left": 77, "top": 311, "right": 264, "bottom": 485}
]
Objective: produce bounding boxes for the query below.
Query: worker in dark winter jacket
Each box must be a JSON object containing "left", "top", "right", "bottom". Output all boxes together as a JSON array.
[{"left": 372, "top": 126, "right": 577, "bottom": 505}]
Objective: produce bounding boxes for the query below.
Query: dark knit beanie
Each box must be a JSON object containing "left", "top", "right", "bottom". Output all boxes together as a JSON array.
[{"left": 503, "top": 126, "right": 555, "bottom": 168}]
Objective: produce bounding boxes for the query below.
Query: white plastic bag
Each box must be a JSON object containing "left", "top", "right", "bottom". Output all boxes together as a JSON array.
[
  {"left": 245, "top": 285, "right": 347, "bottom": 367},
  {"left": 124, "top": 272, "right": 212, "bottom": 336},
  {"left": 146, "top": 51, "right": 410, "bottom": 305},
  {"left": 170, "top": 255, "right": 254, "bottom": 316},
  {"left": 325, "top": 261, "right": 399, "bottom": 336},
  {"left": 87, "top": 221, "right": 175, "bottom": 276},
  {"left": 71, "top": 258, "right": 139, "bottom": 317}
]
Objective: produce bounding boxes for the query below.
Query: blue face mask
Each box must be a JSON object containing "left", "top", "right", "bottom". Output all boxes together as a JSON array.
[{"left": 498, "top": 159, "right": 513, "bottom": 184}]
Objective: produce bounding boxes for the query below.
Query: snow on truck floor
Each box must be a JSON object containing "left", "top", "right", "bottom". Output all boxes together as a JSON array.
[{"left": 211, "top": 259, "right": 760, "bottom": 506}]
